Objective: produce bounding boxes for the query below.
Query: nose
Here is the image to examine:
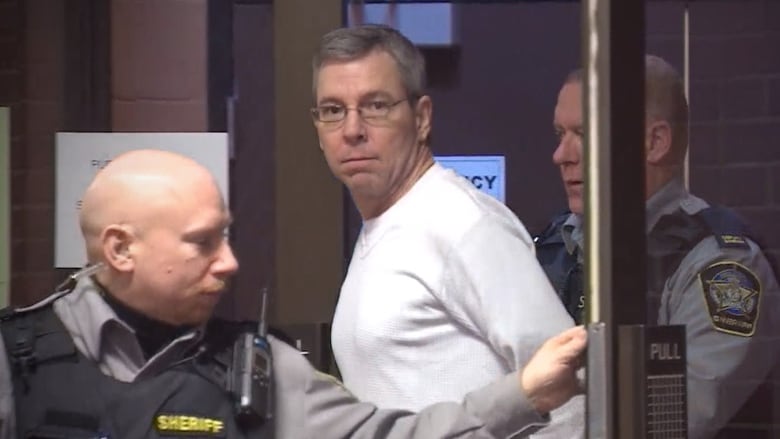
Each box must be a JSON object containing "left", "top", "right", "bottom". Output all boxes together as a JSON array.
[
  {"left": 553, "top": 133, "right": 579, "bottom": 166},
  {"left": 341, "top": 108, "right": 367, "bottom": 145},
  {"left": 213, "top": 240, "right": 239, "bottom": 275}
]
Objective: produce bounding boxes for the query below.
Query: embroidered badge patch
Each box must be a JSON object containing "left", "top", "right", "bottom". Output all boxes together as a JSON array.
[
  {"left": 700, "top": 262, "right": 761, "bottom": 337},
  {"left": 154, "top": 414, "right": 226, "bottom": 437}
]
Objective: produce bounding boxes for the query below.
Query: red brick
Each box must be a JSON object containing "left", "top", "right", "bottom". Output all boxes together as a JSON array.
[
  {"left": 111, "top": 0, "right": 207, "bottom": 101},
  {"left": 690, "top": 81, "right": 720, "bottom": 123},
  {"left": 8, "top": 101, "right": 24, "bottom": 140},
  {"left": 719, "top": 165, "right": 769, "bottom": 207},
  {"left": 24, "top": 100, "right": 63, "bottom": 138},
  {"left": 14, "top": 134, "right": 54, "bottom": 170},
  {"left": 25, "top": 56, "right": 63, "bottom": 101},
  {"left": 0, "top": 2, "right": 21, "bottom": 34},
  {"left": 720, "top": 121, "right": 780, "bottom": 163},
  {"left": 24, "top": 0, "right": 64, "bottom": 52},
  {"left": 689, "top": 1, "right": 766, "bottom": 36},
  {"left": 11, "top": 238, "right": 54, "bottom": 273},
  {"left": 10, "top": 167, "right": 55, "bottom": 206},
  {"left": 112, "top": 100, "right": 207, "bottom": 132},
  {"left": 0, "top": 35, "right": 21, "bottom": 71},
  {"left": 10, "top": 271, "right": 63, "bottom": 306},
  {"left": 720, "top": 78, "right": 768, "bottom": 119},
  {"left": 11, "top": 205, "right": 53, "bottom": 241},
  {"left": 0, "top": 70, "right": 21, "bottom": 102}
]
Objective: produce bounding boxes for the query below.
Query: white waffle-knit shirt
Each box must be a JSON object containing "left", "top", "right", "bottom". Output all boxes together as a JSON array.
[{"left": 331, "top": 163, "right": 583, "bottom": 437}]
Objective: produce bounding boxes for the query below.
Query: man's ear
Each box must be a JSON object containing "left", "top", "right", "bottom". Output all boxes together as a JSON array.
[
  {"left": 101, "top": 225, "right": 136, "bottom": 272},
  {"left": 414, "top": 95, "right": 433, "bottom": 145},
  {"left": 645, "top": 119, "right": 673, "bottom": 165}
]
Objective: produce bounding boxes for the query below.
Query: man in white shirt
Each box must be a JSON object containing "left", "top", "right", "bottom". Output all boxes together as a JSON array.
[{"left": 311, "top": 24, "right": 583, "bottom": 437}]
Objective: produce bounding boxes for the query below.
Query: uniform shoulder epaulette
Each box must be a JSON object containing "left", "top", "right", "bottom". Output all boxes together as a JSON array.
[
  {"left": 696, "top": 206, "right": 751, "bottom": 250},
  {"left": 0, "top": 307, "right": 19, "bottom": 322},
  {"left": 534, "top": 210, "right": 572, "bottom": 244}
]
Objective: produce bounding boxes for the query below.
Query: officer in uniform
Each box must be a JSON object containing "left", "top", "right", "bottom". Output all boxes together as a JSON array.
[
  {"left": 536, "top": 55, "right": 780, "bottom": 438},
  {"left": 0, "top": 149, "right": 587, "bottom": 438}
]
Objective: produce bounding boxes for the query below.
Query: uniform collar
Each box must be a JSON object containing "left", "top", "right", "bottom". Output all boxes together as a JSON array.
[
  {"left": 52, "top": 276, "right": 203, "bottom": 373},
  {"left": 646, "top": 177, "right": 707, "bottom": 232},
  {"left": 561, "top": 213, "right": 583, "bottom": 258},
  {"left": 560, "top": 177, "right": 707, "bottom": 254}
]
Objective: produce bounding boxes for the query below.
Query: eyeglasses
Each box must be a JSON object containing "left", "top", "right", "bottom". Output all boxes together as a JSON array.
[{"left": 311, "top": 98, "right": 409, "bottom": 124}]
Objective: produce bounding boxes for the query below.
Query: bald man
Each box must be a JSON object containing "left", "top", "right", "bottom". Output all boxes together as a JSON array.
[
  {"left": 535, "top": 55, "right": 780, "bottom": 437},
  {"left": 0, "top": 149, "right": 587, "bottom": 438}
]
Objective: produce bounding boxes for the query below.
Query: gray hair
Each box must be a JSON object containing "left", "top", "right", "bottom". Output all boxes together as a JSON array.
[
  {"left": 562, "top": 55, "right": 689, "bottom": 162},
  {"left": 312, "top": 24, "right": 426, "bottom": 100},
  {"left": 644, "top": 54, "right": 689, "bottom": 162}
]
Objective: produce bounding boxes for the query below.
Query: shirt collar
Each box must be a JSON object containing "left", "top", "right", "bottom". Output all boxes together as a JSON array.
[
  {"left": 646, "top": 177, "right": 699, "bottom": 232},
  {"left": 562, "top": 177, "right": 707, "bottom": 251},
  {"left": 52, "top": 276, "right": 203, "bottom": 364},
  {"left": 561, "top": 213, "right": 583, "bottom": 257}
]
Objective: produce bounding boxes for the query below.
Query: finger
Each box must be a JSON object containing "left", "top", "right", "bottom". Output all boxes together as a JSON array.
[
  {"left": 551, "top": 337, "right": 587, "bottom": 370},
  {"left": 558, "top": 328, "right": 587, "bottom": 355},
  {"left": 548, "top": 325, "right": 587, "bottom": 347}
]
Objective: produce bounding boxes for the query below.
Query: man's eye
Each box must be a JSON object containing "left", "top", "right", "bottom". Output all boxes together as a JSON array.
[
  {"left": 554, "top": 129, "right": 564, "bottom": 140},
  {"left": 321, "top": 105, "right": 344, "bottom": 115},
  {"left": 194, "top": 235, "right": 222, "bottom": 251},
  {"left": 366, "top": 101, "right": 390, "bottom": 111},
  {"left": 196, "top": 238, "right": 215, "bottom": 248}
]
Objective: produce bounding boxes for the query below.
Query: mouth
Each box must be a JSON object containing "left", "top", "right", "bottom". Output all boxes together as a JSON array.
[
  {"left": 202, "top": 280, "right": 227, "bottom": 295},
  {"left": 342, "top": 157, "right": 375, "bottom": 164}
]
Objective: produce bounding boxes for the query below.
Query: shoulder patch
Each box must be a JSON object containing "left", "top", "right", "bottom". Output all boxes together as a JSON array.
[{"left": 700, "top": 262, "right": 761, "bottom": 337}]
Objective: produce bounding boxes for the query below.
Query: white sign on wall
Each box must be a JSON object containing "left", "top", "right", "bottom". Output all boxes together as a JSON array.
[
  {"left": 55, "top": 132, "right": 229, "bottom": 268},
  {"left": 435, "top": 155, "right": 506, "bottom": 203}
]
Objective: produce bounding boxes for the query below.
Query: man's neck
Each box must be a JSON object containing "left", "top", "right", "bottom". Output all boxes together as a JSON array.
[
  {"left": 646, "top": 165, "right": 682, "bottom": 200},
  {"left": 98, "top": 283, "right": 190, "bottom": 360},
  {"left": 356, "top": 153, "right": 434, "bottom": 220}
]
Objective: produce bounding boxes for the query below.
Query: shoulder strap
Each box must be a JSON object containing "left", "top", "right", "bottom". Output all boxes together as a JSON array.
[
  {"left": 0, "top": 305, "right": 78, "bottom": 392},
  {"left": 698, "top": 206, "right": 780, "bottom": 280},
  {"left": 695, "top": 206, "right": 751, "bottom": 250}
]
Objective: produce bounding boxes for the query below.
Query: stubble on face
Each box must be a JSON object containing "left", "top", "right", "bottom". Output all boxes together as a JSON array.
[{"left": 315, "top": 50, "right": 430, "bottom": 218}]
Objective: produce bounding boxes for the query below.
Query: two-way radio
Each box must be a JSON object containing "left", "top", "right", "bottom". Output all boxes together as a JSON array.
[{"left": 228, "top": 288, "right": 273, "bottom": 427}]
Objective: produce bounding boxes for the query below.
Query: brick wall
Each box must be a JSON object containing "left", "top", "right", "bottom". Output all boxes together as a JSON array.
[
  {"left": 3, "top": 0, "right": 209, "bottom": 306},
  {"left": 111, "top": 0, "right": 208, "bottom": 131},
  {"left": 688, "top": 1, "right": 780, "bottom": 435},
  {"left": 0, "top": 0, "right": 24, "bottom": 299},
  {"left": 1, "top": 0, "right": 21, "bottom": 296},
  {"left": 6, "top": 0, "right": 65, "bottom": 305},
  {"left": 689, "top": 0, "right": 780, "bottom": 267}
]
